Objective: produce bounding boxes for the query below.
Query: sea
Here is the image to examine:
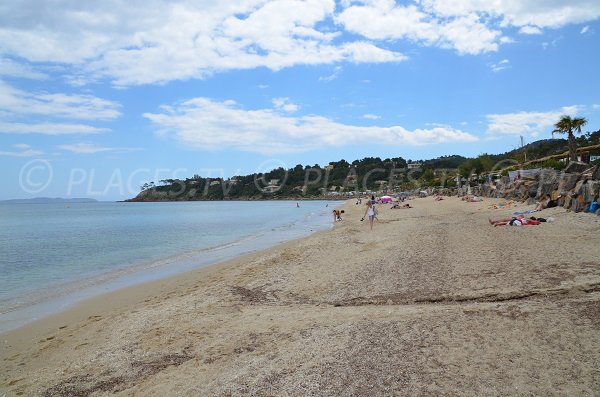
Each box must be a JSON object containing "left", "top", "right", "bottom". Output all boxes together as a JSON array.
[{"left": 0, "top": 200, "right": 338, "bottom": 332}]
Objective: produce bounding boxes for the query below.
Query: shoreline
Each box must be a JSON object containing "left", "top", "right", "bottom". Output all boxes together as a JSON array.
[
  {"left": 0, "top": 200, "right": 342, "bottom": 333},
  {"left": 121, "top": 196, "right": 350, "bottom": 202},
  {"left": 0, "top": 223, "right": 334, "bottom": 345},
  {"left": 2, "top": 197, "right": 598, "bottom": 396}
]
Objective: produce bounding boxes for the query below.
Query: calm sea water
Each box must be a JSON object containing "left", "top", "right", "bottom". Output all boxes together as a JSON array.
[{"left": 0, "top": 200, "right": 338, "bottom": 331}]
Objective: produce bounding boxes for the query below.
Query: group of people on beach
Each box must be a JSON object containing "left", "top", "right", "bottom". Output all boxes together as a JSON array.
[
  {"left": 332, "top": 191, "right": 556, "bottom": 231},
  {"left": 332, "top": 195, "right": 415, "bottom": 230},
  {"left": 487, "top": 194, "right": 560, "bottom": 226}
]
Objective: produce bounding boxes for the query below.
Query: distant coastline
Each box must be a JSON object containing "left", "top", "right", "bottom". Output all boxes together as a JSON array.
[{"left": 0, "top": 197, "right": 99, "bottom": 204}]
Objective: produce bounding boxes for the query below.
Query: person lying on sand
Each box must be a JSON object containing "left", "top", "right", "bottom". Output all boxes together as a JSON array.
[
  {"left": 462, "top": 195, "right": 483, "bottom": 202},
  {"left": 391, "top": 202, "right": 412, "bottom": 209},
  {"left": 488, "top": 215, "right": 541, "bottom": 227},
  {"left": 490, "top": 200, "right": 514, "bottom": 210},
  {"left": 434, "top": 195, "right": 444, "bottom": 201}
]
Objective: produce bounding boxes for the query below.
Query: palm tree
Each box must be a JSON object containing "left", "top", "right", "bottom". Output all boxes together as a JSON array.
[{"left": 552, "top": 115, "right": 588, "bottom": 162}]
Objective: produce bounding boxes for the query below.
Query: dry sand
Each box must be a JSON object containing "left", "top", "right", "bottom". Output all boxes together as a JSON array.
[{"left": 2, "top": 197, "right": 599, "bottom": 396}]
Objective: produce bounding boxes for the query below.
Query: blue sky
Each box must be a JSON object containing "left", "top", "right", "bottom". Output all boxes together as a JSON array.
[{"left": 1, "top": 0, "right": 599, "bottom": 200}]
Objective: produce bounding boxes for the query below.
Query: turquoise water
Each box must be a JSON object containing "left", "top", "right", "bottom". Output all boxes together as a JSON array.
[{"left": 0, "top": 200, "right": 337, "bottom": 331}]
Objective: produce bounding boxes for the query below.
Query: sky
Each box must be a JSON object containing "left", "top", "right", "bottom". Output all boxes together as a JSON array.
[{"left": 1, "top": 0, "right": 599, "bottom": 200}]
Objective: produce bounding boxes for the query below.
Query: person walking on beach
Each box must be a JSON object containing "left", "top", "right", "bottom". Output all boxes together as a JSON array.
[{"left": 362, "top": 201, "right": 376, "bottom": 230}]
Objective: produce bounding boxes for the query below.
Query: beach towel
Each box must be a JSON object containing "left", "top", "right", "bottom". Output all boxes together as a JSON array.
[{"left": 513, "top": 210, "right": 536, "bottom": 215}]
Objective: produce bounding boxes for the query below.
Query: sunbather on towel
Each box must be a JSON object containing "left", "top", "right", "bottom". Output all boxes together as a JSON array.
[{"left": 489, "top": 215, "right": 541, "bottom": 227}]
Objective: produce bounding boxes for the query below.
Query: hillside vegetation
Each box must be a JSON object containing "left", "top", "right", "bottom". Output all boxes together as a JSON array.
[{"left": 128, "top": 131, "right": 600, "bottom": 201}]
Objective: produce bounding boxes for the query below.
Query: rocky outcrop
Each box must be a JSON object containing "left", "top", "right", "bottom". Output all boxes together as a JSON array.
[
  {"left": 564, "top": 161, "right": 590, "bottom": 174},
  {"left": 467, "top": 163, "right": 600, "bottom": 214}
]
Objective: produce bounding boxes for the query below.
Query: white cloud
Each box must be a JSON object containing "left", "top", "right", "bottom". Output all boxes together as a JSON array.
[
  {"left": 0, "top": 0, "right": 405, "bottom": 86},
  {"left": 336, "top": 2, "right": 502, "bottom": 55},
  {"left": 0, "top": 80, "right": 120, "bottom": 135},
  {"left": 362, "top": 114, "right": 380, "bottom": 120},
  {"left": 490, "top": 59, "right": 510, "bottom": 72},
  {"left": 0, "top": 1, "right": 597, "bottom": 86},
  {"left": 542, "top": 37, "right": 563, "bottom": 49},
  {"left": 58, "top": 142, "right": 141, "bottom": 154},
  {"left": 319, "top": 66, "right": 342, "bottom": 82},
  {"left": 419, "top": 0, "right": 600, "bottom": 29},
  {"left": 486, "top": 106, "right": 580, "bottom": 137},
  {"left": 144, "top": 97, "right": 478, "bottom": 154},
  {"left": 0, "top": 122, "right": 107, "bottom": 135},
  {"left": 0, "top": 57, "right": 48, "bottom": 79},
  {"left": 580, "top": 25, "right": 590, "bottom": 34},
  {"left": 0, "top": 144, "right": 43, "bottom": 157},
  {"left": 519, "top": 25, "right": 542, "bottom": 35},
  {"left": 592, "top": 104, "right": 600, "bottom": 110},
  {"left": 338, "top": 0, "right": 600, "bottom": 55},
  {"left": 0, "top": 81, "right": 120, "bottom": 120},
  {"left": 272, "top": 97, "right": 299, "bottom": 113}
]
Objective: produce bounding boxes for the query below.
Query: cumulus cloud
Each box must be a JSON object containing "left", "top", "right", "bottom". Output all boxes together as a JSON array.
[
  {"left": 486, "top": 106, "right": 580, "bottom": 137},
  {"left": 336, "top": 1, "right": 502, "bottom": 55},
  {"left": 144, "top": 97, "right": 478, "bottom": 154},
  {"left": 419, "top": 0, "right": 600, "bottom": 28},
  {"left": 338, "top": 0, "right": 600, "bottom": 54},
  {"left": 0, "top": 0, "right": 405, "bottom": 86},
  {"left": 0, "top": 1, "right": 597, "bottom": 86}
]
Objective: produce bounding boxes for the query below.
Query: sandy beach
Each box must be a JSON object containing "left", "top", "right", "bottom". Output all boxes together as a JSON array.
[{"left": 2, "top": 197, "right": 599, "bottom": 396}]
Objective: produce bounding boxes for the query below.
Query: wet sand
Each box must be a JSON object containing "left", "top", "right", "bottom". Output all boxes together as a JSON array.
[{"left": 2, "top": 197, "right": 599, "bottom": 396}]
